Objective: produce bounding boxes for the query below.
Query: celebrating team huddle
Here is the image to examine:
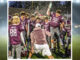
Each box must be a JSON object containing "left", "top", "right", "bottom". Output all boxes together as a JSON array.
[{"left": 8, "top": 2, "right": 71, "bottom": 59}]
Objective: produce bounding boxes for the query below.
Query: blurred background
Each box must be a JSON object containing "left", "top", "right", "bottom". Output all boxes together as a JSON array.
[
  {"left": 0, "top": 0, "right": 7, "bottom": 60},
  {"left": 72, "top": 0, "right": 80, "bottom": 60}
]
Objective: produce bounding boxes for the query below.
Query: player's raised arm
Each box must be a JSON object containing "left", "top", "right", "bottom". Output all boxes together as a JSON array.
[{"left": 46, "top": 2, "right": 52, "bottom": 16}]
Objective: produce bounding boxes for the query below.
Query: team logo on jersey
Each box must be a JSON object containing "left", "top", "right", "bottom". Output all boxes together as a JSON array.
[{"left": 52, "top": 17, "right": 59, "bottom": 23}]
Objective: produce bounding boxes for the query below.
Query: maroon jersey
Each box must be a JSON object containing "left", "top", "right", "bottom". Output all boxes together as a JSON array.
[
  {"left": 20, "top": 18, "right": 27, "bottom": 31},
  {"left": 43, "top": 22, "right": 50, "bottom": 31},
  {"left": 49, "top": 13, "right": 64, "bottom": 28},
  {"left": 66, "top": 27, "right": 71, "bottom": 37},
  {"left": 66, "top": 20, "right": 71, "bottom": 37},
  {"left": 9, "top": 15, "right": 12, "bottom": 20},
  {"left": 67, "top": 20, "right": 71, "bottom": 25},
  {"left": 9, "top": 24, "right": 24, "bottom": 45},
  {"left": 29, "top": 20, "right": 36, "bottom": 32},
  {"left": 25, "top": 18, "right": 30, "bottom": 24},
  {"left": 65, "top": 25, "right": 71, "bottom": 37}
]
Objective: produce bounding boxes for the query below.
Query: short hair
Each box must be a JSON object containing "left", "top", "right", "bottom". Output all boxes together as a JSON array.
[
  {"left": 14, "top": 13, "right": 19, "bottom": 16},
  {"left": 26, "top": 13, "right": 30, "bottom": 16},
  {"left": 20, "top": 11, "right": 26, "bottom": 16},
  {"left": 56, "top": 10, "right": 61, "bottom": 14},
  {"left": 36, "top": 17, "right": 40, "bottom": 20},
  {"left": 31, "top": 15, "right": 35, "bottom": 18},
  {"left": 44, "top": 17, "right": 48, "bottom": 20}
]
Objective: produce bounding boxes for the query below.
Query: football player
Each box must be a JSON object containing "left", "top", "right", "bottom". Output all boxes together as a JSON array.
[
  {"left": 47, "top": 2, "right": 64, "bottom": 52},
  {"left": 9, "top": 16, "right": 26, "bottom": 59},
  {"left": 28, "top": 23, "right": 54, "bottom": 59}
]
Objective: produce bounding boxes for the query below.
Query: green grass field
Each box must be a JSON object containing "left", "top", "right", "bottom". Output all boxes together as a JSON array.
[
  {"left": 0, "top": 36, "right": 72, "bottom": 59},
  {"left": 21, "top": 42, "right": 71, "bottom": 59},
  {"left": 72, "top": 35, "right": 80, "bottom": 60},
  {"left": 0, "top": 37, "right": 7, "bottom": 60},
  {"left": 9, "top": 39, "right": 71, "bottom": 59},
  {"left": 2, "top": 34, "right": 80, "bottom": 60}
]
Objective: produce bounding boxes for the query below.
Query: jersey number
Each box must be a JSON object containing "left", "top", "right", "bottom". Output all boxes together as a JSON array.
[{"left": 10, "top": 29, "right": 17, "bottom": 37}]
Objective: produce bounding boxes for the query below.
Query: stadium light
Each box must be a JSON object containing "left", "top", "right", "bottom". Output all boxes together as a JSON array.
[
  {"left": 74, "top": 0, "right": 80, "bottom": 3},
  {"left": 77, "top": 0, "right": 80, "bottom": 3},
  {"left": 0, "top": 0, "right": 4, "bottom": 3},
  {"left": 74, "top": 25, "right": 80, "bottom": 29}
]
